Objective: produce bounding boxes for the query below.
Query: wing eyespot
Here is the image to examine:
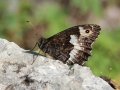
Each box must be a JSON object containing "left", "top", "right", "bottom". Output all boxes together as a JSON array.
[{"left": 85, "top": 30, "right": 90, "bottom": 33}]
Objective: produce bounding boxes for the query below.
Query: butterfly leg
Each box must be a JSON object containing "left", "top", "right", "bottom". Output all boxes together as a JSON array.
[
  {"left": 68, "top": 64, "right": 74, "bottom": 70},
  {"left": 30, "top": 42, "right": 41, "bottom": 65},
  {"left": 30, "top": 42, "right": 39, "bottom": 51},
  {"left": 31, "top": 54, "right": 38, "bottom": 65}
]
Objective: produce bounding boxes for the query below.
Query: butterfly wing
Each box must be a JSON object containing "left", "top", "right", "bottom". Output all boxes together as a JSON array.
[
  {"left": 38, "top": 24, "right": 101, "bottom": 65},
  {"left": 38, "top": 26, "right": 80, "bottom": 63},
  {"left": 66, "top": 24, "right": 101, "bottom": 65}
]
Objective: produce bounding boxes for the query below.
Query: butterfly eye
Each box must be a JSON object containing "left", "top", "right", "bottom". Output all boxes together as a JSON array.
[{"left": 85, "top": 30, "right": 90, "bottom": 33}]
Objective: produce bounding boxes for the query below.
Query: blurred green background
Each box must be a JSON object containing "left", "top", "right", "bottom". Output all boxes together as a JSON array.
[{"left": 0, "top": 0, "right": 120, "bottom": 83}]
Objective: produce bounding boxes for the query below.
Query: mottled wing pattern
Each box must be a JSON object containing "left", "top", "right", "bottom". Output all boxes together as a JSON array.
[
  {"left": 38, "top": 26, "right": 80, "bottom": 63},
  {"left": 66, "top": 25, "right": 101, "bottom": 65},
  {"left": 38, "top": 24, "right": 101, "bottom": 65}
]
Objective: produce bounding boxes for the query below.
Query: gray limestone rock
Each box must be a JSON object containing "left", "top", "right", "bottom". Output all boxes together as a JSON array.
[{"left": 0, "top": 38, "right": 114, "bottom": 90}]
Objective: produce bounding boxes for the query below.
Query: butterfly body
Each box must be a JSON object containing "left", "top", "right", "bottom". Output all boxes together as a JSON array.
[{"left": 38, "top": 24, "right": 101, "bottom": 65}]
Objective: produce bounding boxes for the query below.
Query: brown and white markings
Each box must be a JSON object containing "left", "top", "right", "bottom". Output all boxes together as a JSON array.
[{"left": 37, "top": 24, "right": 101, "bottom": 65}]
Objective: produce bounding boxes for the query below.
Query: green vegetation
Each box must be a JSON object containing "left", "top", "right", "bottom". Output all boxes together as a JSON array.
[
  {"left": 87, "top": 30, "right": 120, "bottom": 79},
  {"left": 72, "top": 0, "right": 103, "bottom": 16}
]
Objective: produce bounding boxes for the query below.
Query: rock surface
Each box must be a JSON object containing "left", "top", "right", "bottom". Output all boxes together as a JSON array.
[{"left": 0, "top": 38, "right": 114, "bottom": 90}]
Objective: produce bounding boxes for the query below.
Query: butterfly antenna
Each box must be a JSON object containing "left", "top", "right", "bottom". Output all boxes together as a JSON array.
[
  {"left": 30, "top": 42, "right": 39, "bottom": 51},
  {"left": 26, "top": 20, "right": 39, "bottom": 51},
  {"left": 26, "top": 20, "right": 36, "bottom": 32}
]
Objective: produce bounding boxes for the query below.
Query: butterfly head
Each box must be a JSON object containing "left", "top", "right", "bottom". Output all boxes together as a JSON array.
[
  {"left": 78, "top": 24, "right": 101, "bottom": 41},
  {"left": 38, "top": 37, "right": 48, "bottom": 49}
]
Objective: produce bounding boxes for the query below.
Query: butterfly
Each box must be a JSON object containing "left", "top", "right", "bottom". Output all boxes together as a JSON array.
[{"left": 36, "top": 24, "right": 101, "bottom": 65}]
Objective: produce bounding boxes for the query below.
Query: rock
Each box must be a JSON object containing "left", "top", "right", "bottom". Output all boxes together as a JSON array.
[{"left": 0, "top": 38, "right": 114, "bottom": 90}]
